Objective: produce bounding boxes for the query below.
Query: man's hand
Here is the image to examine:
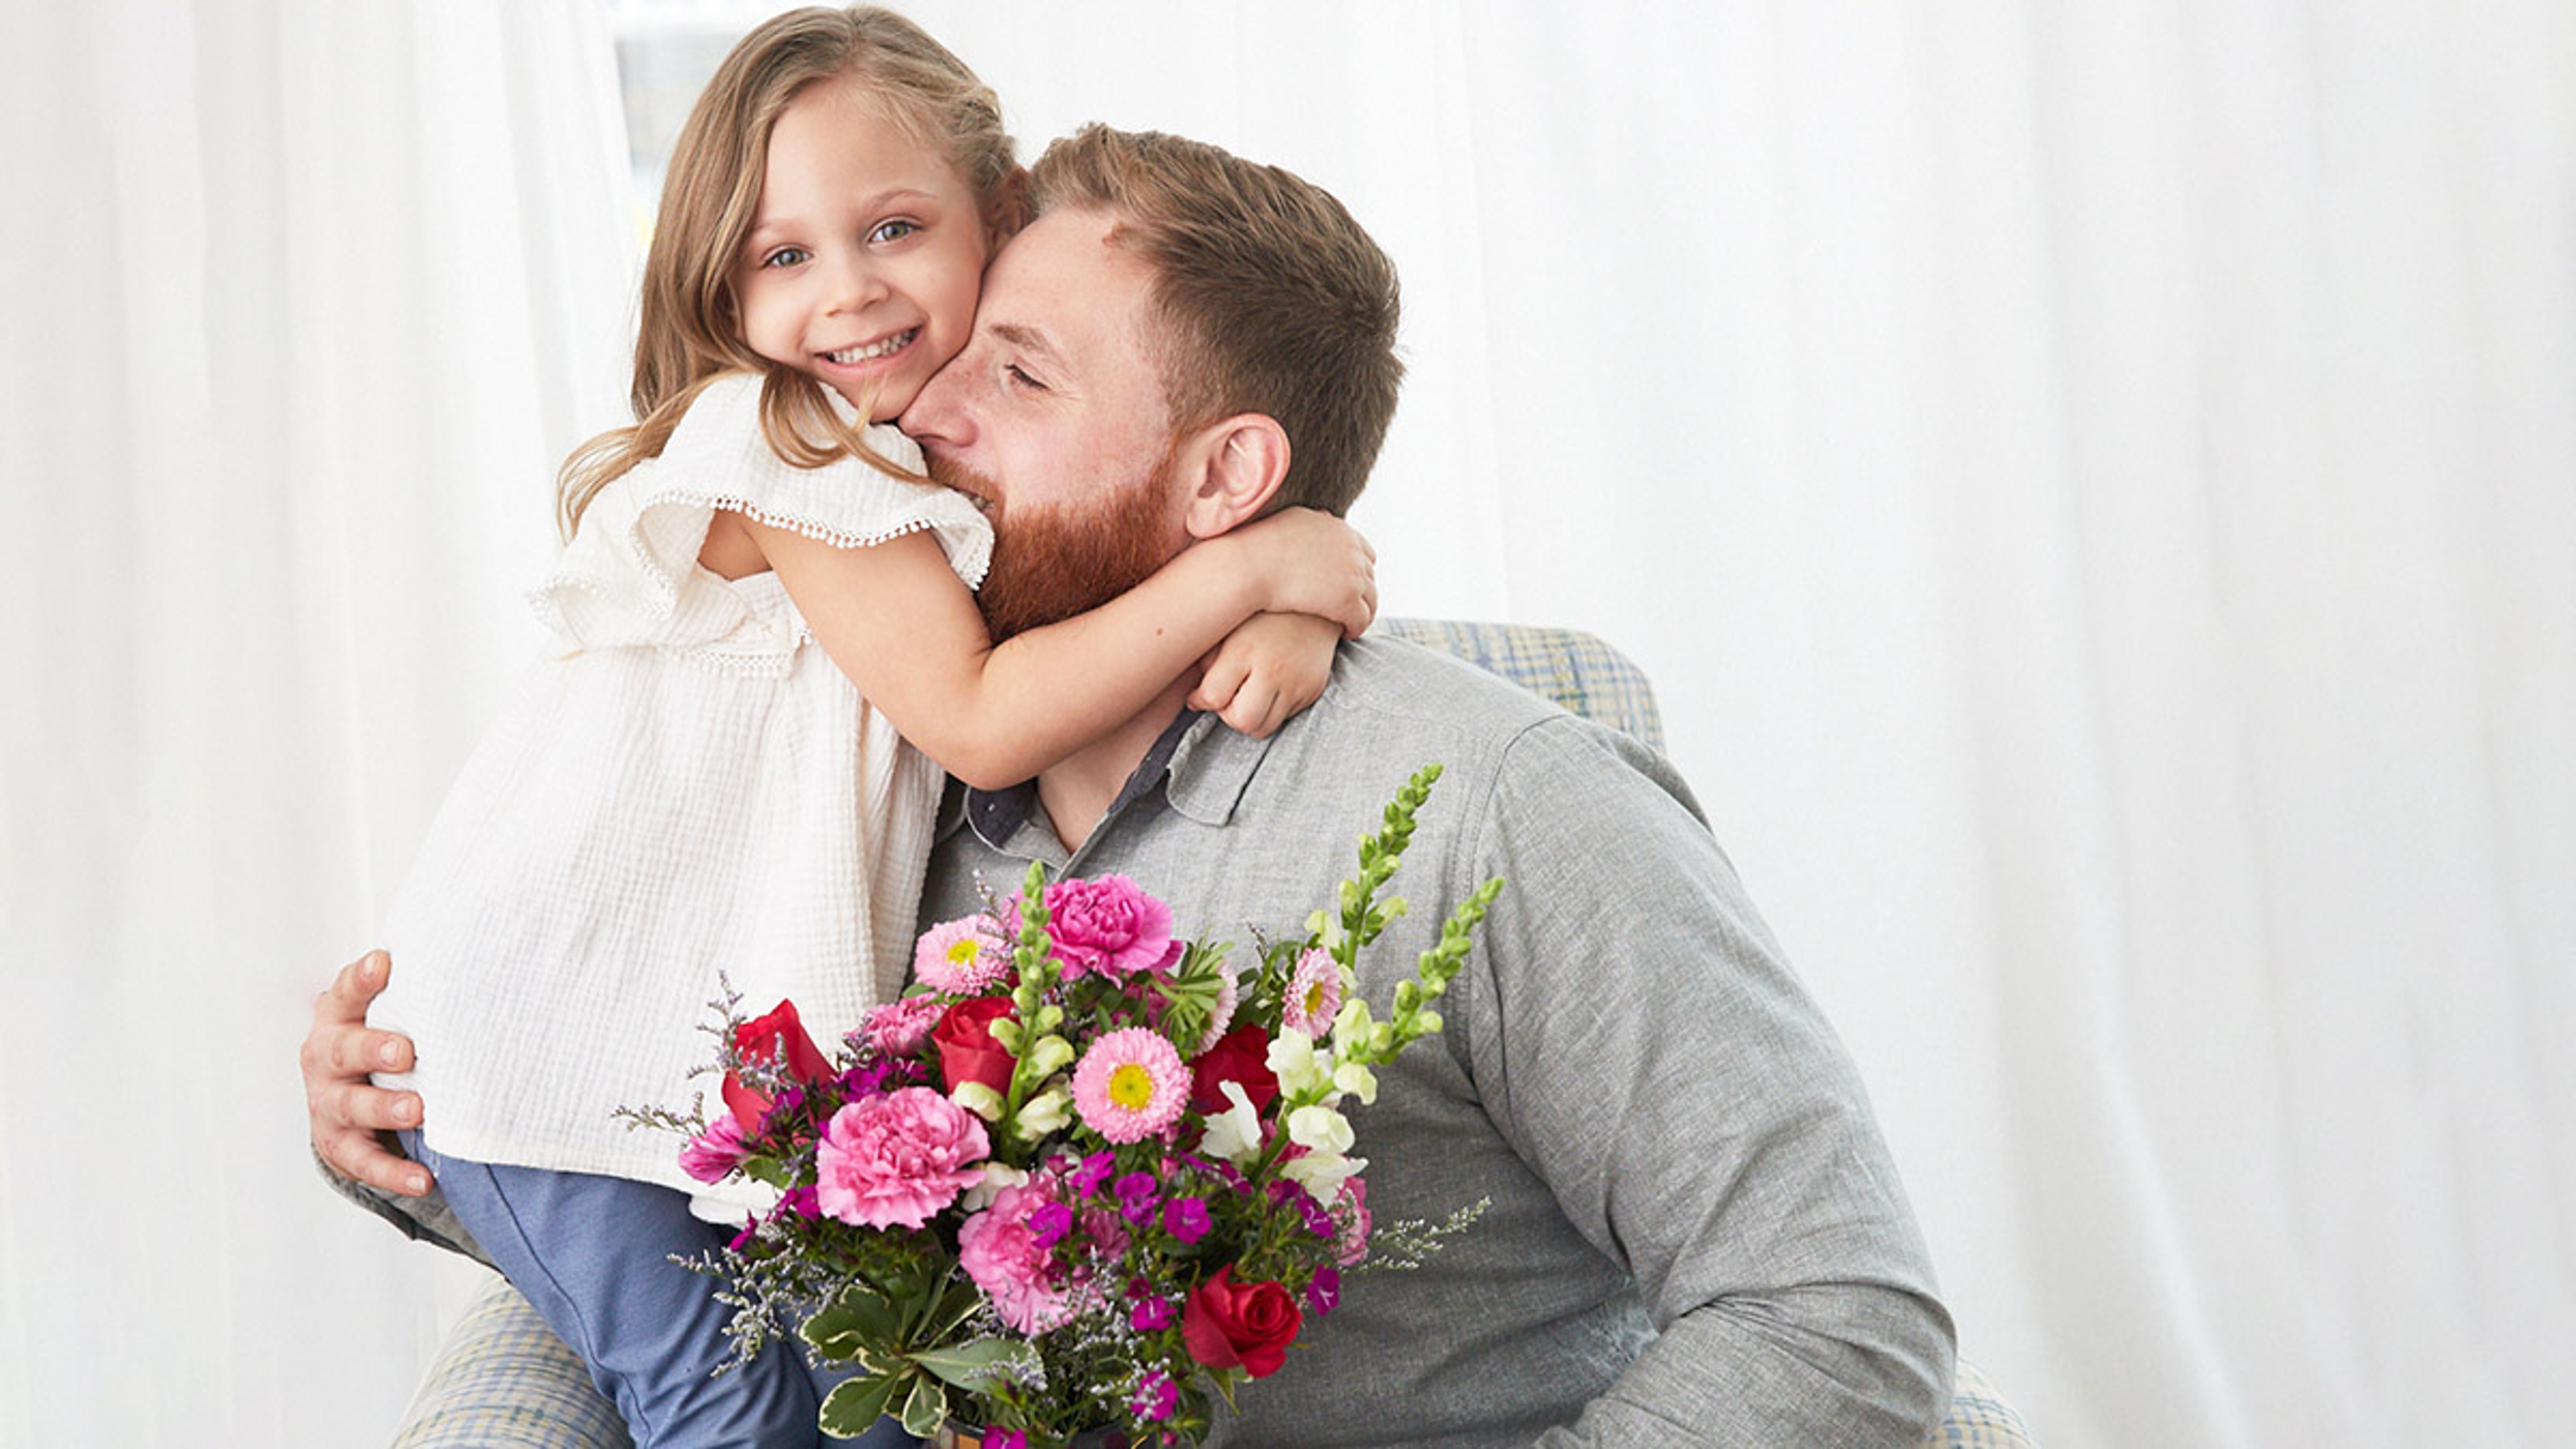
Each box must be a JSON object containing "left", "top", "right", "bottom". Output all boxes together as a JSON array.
[{"left": 303, "top": 950, "right": 433, "bottom": 1197}]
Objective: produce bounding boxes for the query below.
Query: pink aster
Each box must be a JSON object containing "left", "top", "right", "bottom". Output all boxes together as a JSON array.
[
  {"left": 1282, "top": 948, "right": 1342, "bottom": 1036},
  {"left": 913, "top": 914, "right": 1011, "bottom": 994},
  {"left": 862, "top": 994, "right": 947, "bottom": 1057},
  {"left": 1072, "top": 1028, "right": 1190, "bottom": 1144},
  {"left": 1191, "top": 969, "right": 1240, "bottom": 1055},
  {"left": 813, "top": 1086, "right": 989, "bottom": 1230}
]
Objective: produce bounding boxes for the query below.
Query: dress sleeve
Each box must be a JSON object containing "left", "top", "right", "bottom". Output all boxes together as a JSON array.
[{"left": 529, "top": 373, "right": 993, "bottom": 667}]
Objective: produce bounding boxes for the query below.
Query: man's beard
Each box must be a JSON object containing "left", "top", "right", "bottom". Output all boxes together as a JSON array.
[{"left": 929, "top": 450, "right": 1179, "bottom": 643}]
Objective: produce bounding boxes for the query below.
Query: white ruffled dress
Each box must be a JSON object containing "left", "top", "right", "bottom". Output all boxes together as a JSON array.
[{"left": 372, "top": 375, "right": 991, "bottom": 1214}]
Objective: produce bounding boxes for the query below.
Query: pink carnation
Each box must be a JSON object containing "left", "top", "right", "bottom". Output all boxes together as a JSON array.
[
  {"left": 1283, "top": 948, "right": 1342, "bottom": 1036},
  {"left": 1042, "top": 875, "right": 1177, "bottom": 981},
  {"left": 813, "top": 1087, "right": 989, "bottom": 1230},
  {"left": 959, "top": 1181, "right": 1081, "bottom": 1333},
  {"left": 862, "top": 995, "right": 946, "bottom": 1057},
  {"left": 913, "top": 914, "right": 1011, "bottom": 994},
  {"left": 678, "top": 1114, "right": 750, "bottom": 1184},
  {"left": 1071, "top": 1028, "right": 1189, "bottom": 1144}
]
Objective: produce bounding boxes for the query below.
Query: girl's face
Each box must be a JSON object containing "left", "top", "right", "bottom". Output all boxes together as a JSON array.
[{"left": 732, "top": 82, "right": 988, "bottom": 421}]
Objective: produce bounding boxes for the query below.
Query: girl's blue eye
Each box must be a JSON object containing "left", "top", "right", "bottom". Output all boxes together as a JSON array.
[
  {"left": 761, "top": 246, "right": 811, "bottom": 270},
  {"left": 870, "top": 219, "right": 920, "bottom": 245}
]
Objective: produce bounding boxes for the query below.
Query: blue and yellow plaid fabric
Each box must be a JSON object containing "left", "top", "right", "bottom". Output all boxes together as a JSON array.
[
  {"left": 1371, "top": 617, "right": 1667, "bottom": 754},
  {"left": 383, "top": 621, "right": 2032, "bottom": 1449}
]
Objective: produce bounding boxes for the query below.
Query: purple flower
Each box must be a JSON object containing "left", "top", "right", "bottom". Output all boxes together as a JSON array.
[
  {"left": 1115, "top": 1171, "right": 1160, "bottom": 1225},
  {"left": 1069, "top": 1150, "right": 1117, "bottom": 1198},
  {"left": 1304, "top": 1266, "right": 1340, "bottom": 1317},
  {"left": 777, "top": 1186, "right": 820, "bottom": 1220},
  {"left": 1130, "top": 1369, "right": 1179, "bottom": 1422},
  {"left": 1028, "top": 1201, "right": 1075, "bottom": 1249},
  {"left": 1130, "top": 1294, "right": 1176, "bottom": 1332},
  {"left": 1163, "top": 1195, "right": 1211, "bottom": 1245}
]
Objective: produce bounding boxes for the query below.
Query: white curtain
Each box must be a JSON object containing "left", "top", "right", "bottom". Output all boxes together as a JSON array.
[
  {"left": 6, "top": 2, "right": 2569, "bottom": 1444},
  {"left": 0, "top": 1, "right": 635, "bottom": 1442}
]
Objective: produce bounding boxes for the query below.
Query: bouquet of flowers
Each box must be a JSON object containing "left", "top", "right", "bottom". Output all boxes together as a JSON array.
[{"left": 639, "top": 765, "right": 1501, "bottom": 1447}]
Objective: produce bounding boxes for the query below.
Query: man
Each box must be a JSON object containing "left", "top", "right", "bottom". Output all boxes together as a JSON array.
[{"left": 308, "top": 125, "right": 1955, "bottom": 1444}]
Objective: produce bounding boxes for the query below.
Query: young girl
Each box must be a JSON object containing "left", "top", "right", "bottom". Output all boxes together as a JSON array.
[{"left": 368, "top": 9, "right": 1367, "bottom": 1445}]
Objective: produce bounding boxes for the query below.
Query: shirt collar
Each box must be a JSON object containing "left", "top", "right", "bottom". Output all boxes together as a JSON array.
[{"left": 943, "top": 707, "right": 1280, "bottom": 857}]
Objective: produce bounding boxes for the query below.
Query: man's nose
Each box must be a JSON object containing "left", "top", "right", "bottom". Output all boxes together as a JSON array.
[{"left": 900, "top": 355, "right": 971, "bottom": 445}]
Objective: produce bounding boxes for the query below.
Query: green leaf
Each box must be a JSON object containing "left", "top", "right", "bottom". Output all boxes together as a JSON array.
[
  {"left": 920, "top": 1279, "right": 985, "bottom": 1342},
  {"left": 803, "top": 1283, "right": 905, "bottom": 1362},
  {"left": 912, "top": 1336, "right": 1039, "bottom": 1392},
  {"left": 898, "top": 1374, "right": 950, "bottom": 1439},
  {"left": 818, "top": 1372, "right": 906, "bottom": 1439}
]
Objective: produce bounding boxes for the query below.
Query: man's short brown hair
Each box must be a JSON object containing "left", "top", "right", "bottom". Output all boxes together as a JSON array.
[{"left": 1026, "top": 125, "right": 1402, "bottom": 517}]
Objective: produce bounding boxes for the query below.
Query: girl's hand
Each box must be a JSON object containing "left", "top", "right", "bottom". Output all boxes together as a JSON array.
[
  {"left": 1188, "top": 612, "right": 1344, "bottom": 737},
  {"left": 1230, "top": 508, "right": 1377, "bottom": 639}
]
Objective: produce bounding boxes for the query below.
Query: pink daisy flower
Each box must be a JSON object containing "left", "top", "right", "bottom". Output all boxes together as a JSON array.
[
  {"left": 1071, "top": 1028, "right": 1189, "bottom": 1144},
  {"left": 1191, "top": 969, "right": 1240, "bottom": 1055},
  {"left": 1282, "top": 948, "right": 1342, "bottom": 1036},
  {"left": 914, "top": 914, "right": 1010, "bottom": 994}
]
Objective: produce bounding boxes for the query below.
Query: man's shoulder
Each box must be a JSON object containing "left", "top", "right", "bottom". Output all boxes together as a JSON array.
[{"left": 1311, "top": 635, "right": 1698, "bottom": 813}]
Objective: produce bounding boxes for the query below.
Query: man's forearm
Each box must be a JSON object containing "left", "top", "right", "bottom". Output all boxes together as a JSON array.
[
  {"left": 1537, "top": 1281, "right": 1955, "bottom": 1446},
  {"left": 313, "top": 1146, "right": 496, "bottom": 1269}
]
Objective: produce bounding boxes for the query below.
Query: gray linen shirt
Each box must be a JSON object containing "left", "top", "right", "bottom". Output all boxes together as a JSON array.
[
  {"left": 334, "top": 635, "right": 1955, "bottom": 1444},
  {"left": 922, "top": 637, "right": 1954, "bottom": 1446}
]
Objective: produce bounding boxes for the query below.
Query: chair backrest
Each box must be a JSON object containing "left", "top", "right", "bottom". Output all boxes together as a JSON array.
[{"left": 1371, "top": 618, "right": 1666, "bottom": 752}]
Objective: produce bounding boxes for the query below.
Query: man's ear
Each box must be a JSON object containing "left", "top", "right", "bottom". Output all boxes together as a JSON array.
[{"left": 1178, "top": 414, "right": 1293, "bottom": 539}]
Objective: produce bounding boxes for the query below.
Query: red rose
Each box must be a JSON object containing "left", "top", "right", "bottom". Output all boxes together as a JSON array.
[
  {"left": 1189, "top": 1024, "right": 1280, "bottom": 1116},
  {"left": 721, "top": 999, "right": 833, "bottom": 1130},
  {"left": 1181, "top": 1265, "right": 1302, "bottom": 1379},
  {"left": 933, "top": 996, "right": 1019, "bottom": 1097}
]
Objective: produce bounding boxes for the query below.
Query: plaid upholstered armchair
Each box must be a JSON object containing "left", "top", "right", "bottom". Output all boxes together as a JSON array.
[{"left": 378, "top": 620, "right": 2037, "bottom": 1448}]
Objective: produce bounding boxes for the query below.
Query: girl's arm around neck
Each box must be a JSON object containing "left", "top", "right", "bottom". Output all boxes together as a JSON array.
[{"left": 734, "top": 508, "right": 1373, "bottom": 791}]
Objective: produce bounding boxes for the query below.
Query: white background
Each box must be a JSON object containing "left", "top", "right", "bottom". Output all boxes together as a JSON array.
[{"left": 3, "top": 1, "right": 2569, "bottom": 1444}]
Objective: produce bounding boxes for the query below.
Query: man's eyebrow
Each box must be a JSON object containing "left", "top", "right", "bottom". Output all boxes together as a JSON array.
[{"left": 988, "top": 322, "right": 1070, "bottom": 371}]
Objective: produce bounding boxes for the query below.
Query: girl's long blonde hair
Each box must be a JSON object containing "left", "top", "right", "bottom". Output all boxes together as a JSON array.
[{"left": 558, "top": 5, "right": 1022, "bottom": 538}]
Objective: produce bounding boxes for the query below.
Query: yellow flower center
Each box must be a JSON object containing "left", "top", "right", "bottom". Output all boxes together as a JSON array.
[
  {"left": 1108, "top": 1063, "right": 1157, "bottom": 1112},
  {"left": 1303, "top": 981, "right": 1327, "bottom": 1014},
  {"left": 947, "top": 939, "right": 981, "bottom": 966}
]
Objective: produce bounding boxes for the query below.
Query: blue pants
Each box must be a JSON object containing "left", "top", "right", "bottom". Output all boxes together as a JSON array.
[{"left": 403, "top": 1131, "right": 914, "bottom": 1448}]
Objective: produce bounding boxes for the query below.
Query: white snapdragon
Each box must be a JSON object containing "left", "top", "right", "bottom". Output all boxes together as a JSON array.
[
  {"left": 1267, "top": 1029, "right": 1334, "bottom": 1098},
  {"left": 1201, "top": 1079, "right": 1265, "bottom": 1167},
  {"left": 959, "top": 1162, "right": 1028, "bottom": 1213}
]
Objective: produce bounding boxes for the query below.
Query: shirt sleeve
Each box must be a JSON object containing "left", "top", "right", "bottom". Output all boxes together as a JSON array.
[{"left": 1454, "top": 716, "right": 1957, "bottom": 1446}]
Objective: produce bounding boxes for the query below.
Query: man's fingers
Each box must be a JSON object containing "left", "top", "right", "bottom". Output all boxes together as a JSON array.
[
  {"left": 318, "top": 949, "right": 390, "bottom": 1021},
  {"left": 318, "top": 1122, "right": 434, "bottom": 1197}
]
